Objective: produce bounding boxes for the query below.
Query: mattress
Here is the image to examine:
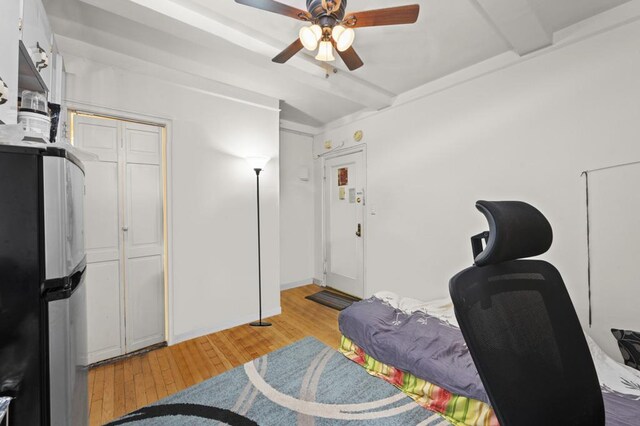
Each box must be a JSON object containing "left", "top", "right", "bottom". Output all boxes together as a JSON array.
[
  {"left": 339, "top": 335, "right": 498, "bottom": 426},
  {"left": 338, "top": 292, "right": 640, "bottom": 426}
]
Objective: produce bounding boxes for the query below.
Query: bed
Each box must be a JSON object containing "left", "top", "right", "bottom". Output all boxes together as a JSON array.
[{"left": 338, "top": 292, "right": 640, "bottom": 426}]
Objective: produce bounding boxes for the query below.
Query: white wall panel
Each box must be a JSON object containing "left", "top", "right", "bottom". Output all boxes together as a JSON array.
[
  {"left": 315, "top": 17, "right": 640, "bottom": 357},
  {"left": 66, "top": 56, "right": 280, "bottom": 343},
  {"left": 279, "top": 131, "right": 315, "bottom": 288}
]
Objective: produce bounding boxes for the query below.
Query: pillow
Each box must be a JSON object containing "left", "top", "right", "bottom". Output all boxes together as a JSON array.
[{"left": 611, "top": 328, "right": 640, "bottom": 370}]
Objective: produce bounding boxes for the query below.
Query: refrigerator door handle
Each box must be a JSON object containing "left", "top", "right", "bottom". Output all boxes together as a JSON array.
[{"left": 43, "top": 257, "right": 87, "bottom": 301}]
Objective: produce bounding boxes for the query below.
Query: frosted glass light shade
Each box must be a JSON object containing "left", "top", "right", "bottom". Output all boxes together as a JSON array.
[
  {"left": 245, "top": 156, "right": 270, "bottom": 170},
  {"left": 332, "top": 25, "right": 355, "bottom": 52},
  {"left": 299, "top": 24, "right": 322, "bottom": 51},
  {"left": 315, "top": 41, "right": 335, "bottom": 62}
]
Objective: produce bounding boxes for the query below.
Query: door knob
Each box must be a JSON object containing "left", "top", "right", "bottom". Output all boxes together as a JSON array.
[
  {"left": 355, "top": 223, "right": 362, "bottom": 237},
  {"left": 122, "top": 227, "right": 129, "bottom": 232}
]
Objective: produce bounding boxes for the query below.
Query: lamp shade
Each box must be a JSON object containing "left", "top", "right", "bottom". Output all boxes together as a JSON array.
[
  {"left": 299, "top": 24, "right": 322, "bottom": 51},
  {"left": 245, "top": 156, "right": 270, "bottom": 171},
  {"left": 315, "top": 41, "right": 335, "bottom": 62},
  {"left": 332, "top": 25, "right": 355, "bottom": 52}
]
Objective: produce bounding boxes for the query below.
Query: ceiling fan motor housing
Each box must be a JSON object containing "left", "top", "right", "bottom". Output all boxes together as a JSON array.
[{"left": 307, "top": 0, "right": 347, "bottom": 22}]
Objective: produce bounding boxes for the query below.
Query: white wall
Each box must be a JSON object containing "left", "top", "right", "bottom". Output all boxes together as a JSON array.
[
  {"left": 314, "top": 18, "right": 640, "bottom": 355},
  {"left": 588, "top": 163, "right": 640, "bottom": 362},
  {"left": 279, "top": 130, "right": 315, "bottom": 289},
  {"left": 65, "top": 55, "right": 281, "bottom": 344}
]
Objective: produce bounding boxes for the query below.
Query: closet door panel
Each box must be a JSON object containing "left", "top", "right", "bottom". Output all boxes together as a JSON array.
[
  {"left": 125, "top": 255, "right": 164, "bottom": 352},
  {"left": 126, "top": 163, "right": 163, "bottom": 258},
  {"left": 77, "top": 115, "right": 165, "bottom": 360},
  {"left": 75, "top": 115, "right": 125, "bottom": 363},
  {"left": 124, "top": 121, "right": 165, "bottom": 353},
  {"left": 86, "top": 261, "right": 123, "bottom": 363},
  {"left": 125, "top": 122, "right": 161, "bottom": 165},
  {"left": 84, "top": 161, "right": 119, "bottom": 263},
  {"left": 74, "top": 118, "right": 119, "bottom": 162}
]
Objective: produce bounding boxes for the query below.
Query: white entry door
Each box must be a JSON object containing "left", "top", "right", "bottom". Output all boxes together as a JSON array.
[
  {"left": 74, "top": 114, "right": 165, "bottom": 363},
  {"left": 324, "top": 151, "right": 365, "bottom": 298}
]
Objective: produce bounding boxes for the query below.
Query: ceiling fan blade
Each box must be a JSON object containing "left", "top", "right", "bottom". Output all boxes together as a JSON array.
[
  {"left": 344, "top": 5, "right": 420, "bottom": 28},
  {"left": 272, "top": 39, "right": 304, "bottom": 64},
  {"left": 235, "top": 0, "right": 311, "bottom": 21},
  {"left": 335, "top": 45, "right": 364, "bottom": 71}
]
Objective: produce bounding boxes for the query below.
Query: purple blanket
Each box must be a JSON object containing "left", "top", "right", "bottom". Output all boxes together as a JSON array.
[{"left": 339, "top": 297, "right": 640, "bottom": 425}]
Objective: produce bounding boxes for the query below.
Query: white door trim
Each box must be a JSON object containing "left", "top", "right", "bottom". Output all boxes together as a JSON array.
[
  {"left": 321, "top": 144, "right": 367, "bottom": 298},
  {"left": 68, "top": 102, "right": 175, "bottom": 346}
]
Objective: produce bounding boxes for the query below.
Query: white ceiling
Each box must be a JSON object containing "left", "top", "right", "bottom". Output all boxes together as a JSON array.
[{"left": 43, "top": 0, "right": 630, "bottom": 126}]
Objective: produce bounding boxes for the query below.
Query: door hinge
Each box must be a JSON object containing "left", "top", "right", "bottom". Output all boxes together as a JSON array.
[{"left": 18, "top": 18, "right": 23, "bottom": 31}]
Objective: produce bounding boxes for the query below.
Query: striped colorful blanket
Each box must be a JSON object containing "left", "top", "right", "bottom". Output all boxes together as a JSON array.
[{"left": 340, "top": 336, "right": 498, "bottom": 426}]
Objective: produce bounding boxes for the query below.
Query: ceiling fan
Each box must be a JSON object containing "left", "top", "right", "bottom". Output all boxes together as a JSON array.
[{"left": 234, "top": 0, "right": 420, "bottom": 71}]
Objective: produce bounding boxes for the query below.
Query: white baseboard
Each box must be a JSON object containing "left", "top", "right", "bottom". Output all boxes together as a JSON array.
[
  {"left": 313, "top": 277, "right": 324, "bottom": 286},
  {"left": 88, "top": 347, "right": 123, "bottom": 365},
  {"left": 169, "top": 306, "right": 282, "bottom": 345},
  {"left": 280, "top": 278, "right": 314, "bottom": 290}
]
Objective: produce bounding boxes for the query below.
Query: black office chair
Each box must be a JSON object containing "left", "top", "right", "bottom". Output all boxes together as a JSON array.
[{"left": 449, "top": 201, "right": 604, "bottom": 426}]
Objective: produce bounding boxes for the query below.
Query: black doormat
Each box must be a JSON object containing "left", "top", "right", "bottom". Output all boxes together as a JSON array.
[{"left": 305, "top": 289, "right": 361, "bottom": 311}]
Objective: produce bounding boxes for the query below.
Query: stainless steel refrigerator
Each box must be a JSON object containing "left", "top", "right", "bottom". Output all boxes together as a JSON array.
[{"left": 0, "top": 144, "right": 88, "bottom": 426}]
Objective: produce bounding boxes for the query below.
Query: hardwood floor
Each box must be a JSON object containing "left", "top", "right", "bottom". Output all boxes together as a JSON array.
[{"left": 88, "top": 285, "right": 342, "bottom": 425}]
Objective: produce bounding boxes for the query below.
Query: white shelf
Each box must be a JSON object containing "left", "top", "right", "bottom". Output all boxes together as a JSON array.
[{"left": 18, "top": 40, "right": 48, "bottom": 95}]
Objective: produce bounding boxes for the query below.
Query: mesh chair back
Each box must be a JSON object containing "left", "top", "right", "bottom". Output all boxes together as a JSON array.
[{"left": 449, "top": 201, "right": 604, "bottom": 426}]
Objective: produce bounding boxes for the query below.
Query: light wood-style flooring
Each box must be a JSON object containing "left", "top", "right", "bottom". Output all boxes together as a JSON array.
[{"left": 88, "top": 285, "right": 341, "bottom": 425}]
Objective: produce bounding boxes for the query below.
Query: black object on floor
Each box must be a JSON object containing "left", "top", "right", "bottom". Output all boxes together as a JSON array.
[{"left": 305, "top": 289, "right": 360, "bottom": 311}]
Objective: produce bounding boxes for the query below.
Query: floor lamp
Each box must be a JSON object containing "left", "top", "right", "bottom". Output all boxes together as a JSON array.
[{"left": 246, "top": 157, "right": 272, "bottom": 327}]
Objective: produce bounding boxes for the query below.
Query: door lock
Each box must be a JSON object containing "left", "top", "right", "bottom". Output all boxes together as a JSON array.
[{"left": 356, "top": 223, "right": 362, "bottom": 237}]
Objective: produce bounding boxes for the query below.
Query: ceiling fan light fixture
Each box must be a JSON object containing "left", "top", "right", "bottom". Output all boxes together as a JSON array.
[
  {"left": 315, "top": 40, "right": 335, "bottom": 62},
  {"left": 299, "top": 24, "right": 322, "bottom": 51},
  {"left": 332, "top": 25, "right": 355, "bottom": 52}
]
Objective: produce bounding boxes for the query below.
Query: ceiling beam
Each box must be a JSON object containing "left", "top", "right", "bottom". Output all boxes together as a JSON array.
[
  {"left": 470, "top": 0, "right": 552, "bottom": 55},
  {"left": 77, "top": 0, "right": 395, "bottom": 110}
]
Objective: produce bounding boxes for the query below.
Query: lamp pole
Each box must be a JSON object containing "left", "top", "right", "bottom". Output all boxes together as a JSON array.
[{"left": 250, "top": 167, "right": 271, "bottom": 327}]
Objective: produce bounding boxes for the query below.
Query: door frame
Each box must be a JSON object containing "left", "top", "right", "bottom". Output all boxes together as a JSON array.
[
  {"left": 321, "top": 144, "right": 367, "bottom": 298},
  {"left": 67, "top": 101, "right": 175, "bottom": 345}
]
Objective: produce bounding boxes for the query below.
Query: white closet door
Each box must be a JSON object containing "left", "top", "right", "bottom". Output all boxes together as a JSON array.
[
  {"left": 123, "top": 122, "right": 165, "bottom": 352},
  {"left": 74, "top": 115, "right": 125, "bottom": 363}
]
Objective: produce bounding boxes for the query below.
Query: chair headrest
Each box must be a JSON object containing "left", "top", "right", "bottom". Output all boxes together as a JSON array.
[{"left": 474, "top": 200, "right": 553, "bottom": 266}]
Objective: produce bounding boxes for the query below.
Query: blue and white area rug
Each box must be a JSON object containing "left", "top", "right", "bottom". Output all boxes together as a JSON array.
[{"left": 108, "top": 337, "right": 450, "bottom": 425}]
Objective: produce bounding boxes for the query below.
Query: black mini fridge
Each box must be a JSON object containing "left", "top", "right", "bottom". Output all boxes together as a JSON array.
[{"left": 0, "top": 144, "right": 88, "bottom": 426}]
